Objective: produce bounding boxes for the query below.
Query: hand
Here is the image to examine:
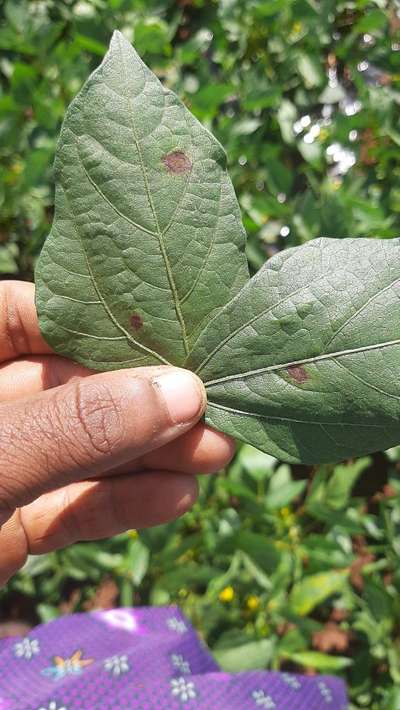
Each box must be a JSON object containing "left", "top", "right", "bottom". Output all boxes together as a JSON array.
[{"left": 0, "top": 281, "right": 234, "bottom": 586}]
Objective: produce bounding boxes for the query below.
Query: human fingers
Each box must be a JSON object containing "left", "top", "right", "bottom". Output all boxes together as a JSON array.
[
  {"left": 0, "top": 357, "right": 235, "bottom": 475},
  {"left": 126, "top": 424, "right": 236, "bottom": 475},
  {"left": 0, "top": 471, "right": 198, "bottom": 586},
  {"left": 0, "top": 366, "right": 205, "bottom": 526},
  {"left": 0, "top": 281, "right": 52, "bottom": 363},
  {"left": 0, "top": 355, "right": 91, "bottom": 400}
]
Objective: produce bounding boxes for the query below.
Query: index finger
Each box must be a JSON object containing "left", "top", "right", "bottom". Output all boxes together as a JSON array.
[{"left": 0, "top": 281, "right": 53, "bottom": 363}]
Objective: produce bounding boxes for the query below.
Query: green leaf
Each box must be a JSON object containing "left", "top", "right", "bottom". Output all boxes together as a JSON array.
[
  {"left": 265, "top": 479, "right": 306, "bottom": 510},
  {"left": 35, "top": 31, "right": 249, "bottom": 370},
  {"left": 0, "top": 244, "right": 19, "bottom": 273},
  {"left": 277, "top": 99, "right": 296, "bottom": 144},
  {"left": 325, "top": 457, "right": 371, "bottom": 509},
  {"left": 238, "top": 444, "right": 277, "bottom": 481},
  {"left": 235, "top": 531, "right": 281, "bottom": 574},
  {"left": 232, "top": 119, "right": 263, "bottom": 136},
  {"left": 190, "top": 238, "right": 400, "bottom": 464},
  {"left": 289, "top": 570, "right": 348, "bottom": 616},
  {"left": 297, "top": 52, "right": 325, "bottom": 89},
  {"left": 37, "top": 603, "right": 60, "bottom": 623},
  {"left": 36, "top": 34, "right": 400, "bottom": 467},
  {"left": 354, "top": 9, "right": 387, "bottom": 34},
  {"left": 281, "top": 650, "right": 352, "bottom": 671},
  {"left": 128, "top": 539, "right": 149, "bottom": 586},
  {"left": 214, "top": 639, "right": 275, "bottom": 672}
]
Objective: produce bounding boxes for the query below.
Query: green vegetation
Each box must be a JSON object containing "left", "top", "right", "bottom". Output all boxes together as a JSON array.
[{"left": 1, "top": 1, "right": 400, "bottom": 707}]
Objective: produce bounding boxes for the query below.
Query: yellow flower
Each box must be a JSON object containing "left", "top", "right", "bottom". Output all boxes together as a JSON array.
[
  {"left": 246, "top": 595, "right": 260, "bottom": 611},
  {"left": 12, "top": 161, "right": 23, "bottom": 175},
  {"left": 280, "top": 507, "right": 295, "bottom": 527},
  {"left": 219, "top": 586, "right": 234, "bottom": 603},
  {"left": 289, "top": 21, "right": 303, "bottom": 38}
]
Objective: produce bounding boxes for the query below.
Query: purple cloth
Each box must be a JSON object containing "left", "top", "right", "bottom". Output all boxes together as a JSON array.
[{"left": 0, "top": 606, "right": 347, "bottom": 709}]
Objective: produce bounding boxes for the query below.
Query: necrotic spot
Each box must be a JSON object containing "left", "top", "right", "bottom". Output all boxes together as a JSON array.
[
  {"left": 162, "top": 150, "right": 192, "bottom": 175},
  {"left": 130, "top": 313, "right": 143, "bottom": 330},
  {"left": 286, "top": 365, "right": 309, "bottom": 384}
]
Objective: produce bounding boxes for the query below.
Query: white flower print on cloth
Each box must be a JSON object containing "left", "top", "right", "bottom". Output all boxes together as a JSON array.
[
  {"left": 171, "top": 654, "right": 191, "bottom": 674},
  {"left": 13, "top": 637, "right": 40, "bottom": 660},
  {"left": 281, "top": 673, "right": 301, "bottom": 690},
  {"left": 318, "top": 681, "right": 333, "bottom": 704},
  {"left": 252, "top": 689, "right": 276, "bottom": 708},
  {"left": 103, "top": 654, "right": 130, "bottom": 677},
  {"left": 166, "top": 617, "right": 187, "bottom": 634},
  {"left": 37, "top": 701, "right": 67, "bottom": 710},
  {"left": 170, "top": 677, "right": 197, "bottom": 702}
]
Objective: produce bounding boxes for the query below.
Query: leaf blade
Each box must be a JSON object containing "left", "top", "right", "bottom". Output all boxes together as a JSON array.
[
  {"left": 188, "top": 237, "right": 400, "bottom": 464},
  {"left": 36, "top": 31, "right": 248, "bottom": 368}
]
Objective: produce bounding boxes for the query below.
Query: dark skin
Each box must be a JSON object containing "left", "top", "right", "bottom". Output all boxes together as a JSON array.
[{"left": 0, "top": 281, "right": 235, "bottom": 586}]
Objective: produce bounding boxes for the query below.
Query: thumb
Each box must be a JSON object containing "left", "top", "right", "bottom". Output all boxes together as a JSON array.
[{"left": 0, "top": 366, "right": 206, "bottom": 525}]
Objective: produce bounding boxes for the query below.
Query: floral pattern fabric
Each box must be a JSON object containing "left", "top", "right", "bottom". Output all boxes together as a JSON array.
[{"left": 0, "top": 607, "right": 347, "bottom": 709}]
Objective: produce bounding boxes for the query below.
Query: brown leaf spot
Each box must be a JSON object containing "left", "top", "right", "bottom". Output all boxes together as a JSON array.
[
  {"left": 162, "top": 150, "right": 192, "bottom": 175},
  {"left": 286, "top": 365, "right": 309, "bottom": 384},
  {"left": 312, "top": 622, "right": 352, "bottom": 653},
  {"left": 130, "top": 313, "right": 143, "bottom": 330}
]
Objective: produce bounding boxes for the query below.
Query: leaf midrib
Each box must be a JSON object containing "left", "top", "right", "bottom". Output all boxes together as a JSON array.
[
  {"left": 207, "top": 401, "right": 388, "bottom": 428},
  {"left": 117, "top": 33, "right": 190, "bottom": 358},
  {"left": 194, "top": 269, "right": 332, "bottom": 376},
  {"left": 204, "top": 337, "right": 400, "bottom": 387}
]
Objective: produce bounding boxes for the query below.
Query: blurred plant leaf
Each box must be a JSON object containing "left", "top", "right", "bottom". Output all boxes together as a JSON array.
[
  {"left": 281, "top": 650, "right": 352, "bottom": 671},
  {"left": 289, "top": 570, "right": 349, "bottom": 616},
  {"left": 214, "top": 638, "right": 275, "bottom": 672}
]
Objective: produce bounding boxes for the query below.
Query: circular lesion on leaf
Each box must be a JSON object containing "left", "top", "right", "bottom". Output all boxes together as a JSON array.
[
  {"left": 130, "top": 313, "right": 143, "bottom": 330},
  {"left": 162, "top": 150, "right": 192, "bottom": 175},
  {"left": 286, "top": 365, "right": 309, "bottom": 384}
]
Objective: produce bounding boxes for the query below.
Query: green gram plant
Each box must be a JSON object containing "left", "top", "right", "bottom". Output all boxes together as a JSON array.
[{"left": 36, "top": 32, "right": 400, "bottom": 465}]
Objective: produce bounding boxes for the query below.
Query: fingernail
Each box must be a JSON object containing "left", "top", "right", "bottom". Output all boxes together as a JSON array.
[{"left": 154, "top": 370, "right": 205, "bottom": 425}]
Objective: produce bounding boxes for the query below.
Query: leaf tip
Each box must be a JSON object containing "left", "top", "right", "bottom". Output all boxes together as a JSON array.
[
  {"left": 110, "top": 29, "right": 131, "bottom": 53},
  {"left": 111, "top": 29, "right": 124, "bottom": 43}
]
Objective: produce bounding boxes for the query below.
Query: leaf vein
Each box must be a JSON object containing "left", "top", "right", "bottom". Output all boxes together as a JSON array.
[
  {"left": 324, "top": 273, "right": 400, "bottom": 349},
  {"left": 76, "top": 146, "right": 158, "bottom": 238},
  {"left": 60, "top": 185, "right": 170, "bottom": 365},
  {"left": 207, "top": 401, "right": 387, "bottom": 428},
  {"left": 195, "top": 269, "right": 332, "bottom": 376},
  {"left": 117, "top": 33, "right": 190, "bottom": 357},
  {"left": 333, "top": 357, "right": 400, "bottom": 401},
  {"left": 204, "top": 337, "right": 400, "bottom": 387},
  {"left": 180, "top": 177, "right": 223, "bottom": 305}
]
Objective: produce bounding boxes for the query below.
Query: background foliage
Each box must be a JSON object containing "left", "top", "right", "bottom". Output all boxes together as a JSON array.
[{"left": 1, "top": 0, "right": 400, "bottom": 707}]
